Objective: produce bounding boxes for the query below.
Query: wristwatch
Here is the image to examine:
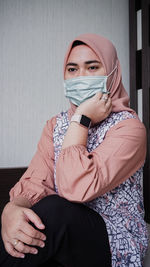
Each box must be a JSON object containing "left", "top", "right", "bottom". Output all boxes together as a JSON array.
[{"left": 71, "top": 114, "right": 91, "bottom": 128}]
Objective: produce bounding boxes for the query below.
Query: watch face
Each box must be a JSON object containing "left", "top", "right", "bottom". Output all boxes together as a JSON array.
[
  {"left": 71, "top": 114, "right": 91, "bottom": 128},
  {"left": 80, "top": 115, "right": 91, "bottom": 128}
]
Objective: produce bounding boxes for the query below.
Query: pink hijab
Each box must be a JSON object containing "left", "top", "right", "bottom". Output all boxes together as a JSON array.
[{"left": 64, "top": 33, "right": 136, "bottom": 116}]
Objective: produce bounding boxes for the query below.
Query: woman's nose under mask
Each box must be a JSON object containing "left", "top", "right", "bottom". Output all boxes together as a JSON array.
[{"left": 64, "top": 66, "right": 117, "bottom": 106}]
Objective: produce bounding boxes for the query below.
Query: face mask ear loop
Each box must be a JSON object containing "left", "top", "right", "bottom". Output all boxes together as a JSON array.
[
  {"left": 107, "top": 65, "right": 117, "bottom": 78},
  {"left": 107, "top": 65, "right": 117, "bottom": 93}
]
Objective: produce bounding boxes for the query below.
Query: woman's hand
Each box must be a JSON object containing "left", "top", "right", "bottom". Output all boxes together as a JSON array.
[
  {"left": 75, "top": 92, "right": 112, "bottom": 124},
  {"left": 62, "top": 92, "right": 112, "bottom": 149},
  {"left": 1, "top": 202, "right": 46, "bottom": 258}
]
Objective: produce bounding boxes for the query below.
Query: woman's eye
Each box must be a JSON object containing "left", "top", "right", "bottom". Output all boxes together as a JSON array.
[
  {"left": 89, "top": 66, "right": 99, "bottom": 70},
  {"left": 68, "top": 68, "right": 77, "bottom": 72}
]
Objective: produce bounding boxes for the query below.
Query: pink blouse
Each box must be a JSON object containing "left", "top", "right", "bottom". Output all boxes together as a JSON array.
[{"left": 9, "top": 111, "right": 146, "bottom": 206}]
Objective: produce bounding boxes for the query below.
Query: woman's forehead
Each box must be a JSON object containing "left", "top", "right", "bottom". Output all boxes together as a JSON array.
[{"left": 66, "top": 44, "right": 101, "bottom": 63}]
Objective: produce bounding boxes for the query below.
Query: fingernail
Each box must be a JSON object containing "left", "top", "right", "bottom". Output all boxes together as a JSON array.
[
  {"left": 39, "top": 224, "right": 45, "bottom": 228},
  {"left": 33, "top": 250, "right": 38, "bottom": 254},
  {"left": 40, "top": 243, "right": 45, "bottom": 248},
  {"left": 43, "top": 236, "right": 46, "bottom": 241},
  {"left": 21, "top": 255, "right": 25, "bottom": 258}
]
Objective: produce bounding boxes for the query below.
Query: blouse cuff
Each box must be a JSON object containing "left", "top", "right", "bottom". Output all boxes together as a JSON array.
[{"left": 60, "top": 144, "right": 88, "bottom": 155}]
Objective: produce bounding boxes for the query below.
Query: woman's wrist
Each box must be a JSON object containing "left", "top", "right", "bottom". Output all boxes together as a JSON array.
[
  {"left": 62, "top": 121, "right": 88, "bottom": 149},
  {"left": 10, "top": 196, "right": 31, "bottom": 208}
]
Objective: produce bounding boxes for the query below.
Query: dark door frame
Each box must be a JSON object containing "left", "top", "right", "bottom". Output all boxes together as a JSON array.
[{"left": 129, "top": 0, "right": 150, "bottom": 223}]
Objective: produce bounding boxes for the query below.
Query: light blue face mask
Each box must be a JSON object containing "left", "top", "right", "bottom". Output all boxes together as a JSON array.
[{"left": 64, "top": 66, "right": 117, "bottom": 106}]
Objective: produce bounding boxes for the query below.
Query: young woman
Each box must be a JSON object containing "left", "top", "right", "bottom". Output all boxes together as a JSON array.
[{"left": 0, "top": 33, "right": 148, "bottom": 267}]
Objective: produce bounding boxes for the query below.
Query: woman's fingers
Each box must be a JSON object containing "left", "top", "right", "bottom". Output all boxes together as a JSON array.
[
  {"left": 12, "top": 239, "right": 39, "bottom": 255},
  {"left": 17, "top": 229, "right": 45, "bottom": 248},
  {"left": 106, "top": 101, "right": 112, "bottom": 116},
  {"left": 105, "top": 96, "right": 112, "bottom": 108},
  {"left": 76, "top": 91, "right": 112, "bottom": 124},
  {"left": 6, "top": 220, "right": 46, "bottom": 257},
  {"left": 23, "top": 208, "right": 45, "bottom": 230},
  {"left": 93, "top": 91, "right": 103, "bottom": 100},
  {"left": 101, "top": 93, "right": 108, "bottom": 102},
  {"left": 5, "top": 241, "right": 25, "bottom": 258},
  {"left": 95, "top": 92, "right": 111, "bottom": 107},
  {"left": 21, "top": 220, "right": 46, "bottom": 241},
  {"left": 1, "top": 203, "right": 47, "bottom": 258}
]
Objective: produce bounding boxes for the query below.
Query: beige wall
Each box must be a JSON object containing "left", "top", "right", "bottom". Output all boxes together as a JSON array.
[{"left": 0, "top": 0, "right": 129, "bottom": 167}]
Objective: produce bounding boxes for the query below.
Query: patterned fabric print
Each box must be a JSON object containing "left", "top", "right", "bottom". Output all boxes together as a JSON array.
[
  {"left": 53, "top": 111, "right": 148, "bottom": 266},
  {"left": 53, "top": 112, "right": 69, "bottom": 193},
  {"left": 85, "top": 170, "right": 148, "bottom": 266}
]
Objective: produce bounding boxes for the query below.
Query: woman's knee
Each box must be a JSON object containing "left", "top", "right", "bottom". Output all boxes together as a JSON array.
[{"left": 31, "top": 195, "right": 73, "bottom": 224}]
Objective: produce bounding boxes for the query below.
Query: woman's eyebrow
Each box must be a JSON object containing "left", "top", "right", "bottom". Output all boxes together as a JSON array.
[
  {"left": 85, "top": 60, "right": 101, "bottom": 64},
  {"left": 66, "top": 62, "right": 78, "bottom": 67},
  {"left": 66, "top": 60, "right": 101, "bottom": 67}
]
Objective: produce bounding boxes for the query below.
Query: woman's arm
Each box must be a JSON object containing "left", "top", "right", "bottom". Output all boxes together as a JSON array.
[
  {"left": 56, "top": 115, "right": 146, "bottom": 202},
  {"left": 1, "top": 117, "right": 56, "bottom": 258}
]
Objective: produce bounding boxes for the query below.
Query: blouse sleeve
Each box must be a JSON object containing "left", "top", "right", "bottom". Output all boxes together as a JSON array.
[
  {"left": 9, "top": 116, "right": 57, "bottom": 206},
  {"left": 56, "top": 118, "right": 146, "bottom": 202}
]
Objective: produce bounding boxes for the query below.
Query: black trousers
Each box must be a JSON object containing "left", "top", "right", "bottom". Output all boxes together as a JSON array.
[{"left": 0, "top": 195, "right": 112, "bottom": 267}]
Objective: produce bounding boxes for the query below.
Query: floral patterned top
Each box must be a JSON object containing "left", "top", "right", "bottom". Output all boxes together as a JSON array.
[{"left": 53, "top": 110, "right": 148, "bottom": 267}]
